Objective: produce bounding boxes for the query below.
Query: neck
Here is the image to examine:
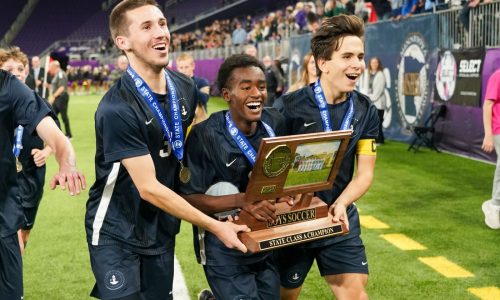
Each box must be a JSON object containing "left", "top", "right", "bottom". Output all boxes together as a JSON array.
[
  {"left": 130, "top": 61, "right": 167, "bottom": 94},
  {"left": 319, "top": 76, "right": 347, "bottom": 104},
  {"left": 230, "top": 112, "right": 257, "bottom": 136}
]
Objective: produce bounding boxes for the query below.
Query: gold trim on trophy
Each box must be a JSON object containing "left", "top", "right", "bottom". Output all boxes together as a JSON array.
[{"left": 263, "top": 145, "right": 291, "bottom": 178}]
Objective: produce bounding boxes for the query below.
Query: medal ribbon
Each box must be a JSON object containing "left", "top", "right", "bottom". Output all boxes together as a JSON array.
[
  {"left": 312, "top": 79, "right": 354, "bottom": 131},
  {"left": 12, "top": 125, "right": 24, "bottom": 157},
  {"left": 225, "top": 111, "right": 275, "bottom": 166},
  {"left": 127, "top": 66, "right": 184, "bottom": 161}
]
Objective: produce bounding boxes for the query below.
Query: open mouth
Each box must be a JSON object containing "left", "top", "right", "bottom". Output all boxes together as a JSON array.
[
  {"left": 246, "top": 101, "right": 262, "bottom": 112},
  {"left": 152, "top": 43, "right": 167, "bottom": 51},
  {"left": 346, "top": 73, "right": 359, "bottom": 81}
]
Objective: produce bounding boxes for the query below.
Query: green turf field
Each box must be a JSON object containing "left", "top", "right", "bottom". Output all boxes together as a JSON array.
[{"left": 23, "top": 94, "right": 500, "bottom": 299}]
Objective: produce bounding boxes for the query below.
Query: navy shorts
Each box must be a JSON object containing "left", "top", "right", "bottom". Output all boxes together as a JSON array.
[
  {"left": 88, "top": 244, "right": 174, "bottom": 300},
  {"left": 0, "top": 233, "right": 23, "bottom": 299},
  {"left": 274, "top": 235, "right": 368, "bottom": 289},
  {"left": 22, "top": 205, "right": 40, "bottom": 230},
  {"left": 203, "top": 256, "right": 280, "bottom": 300}
]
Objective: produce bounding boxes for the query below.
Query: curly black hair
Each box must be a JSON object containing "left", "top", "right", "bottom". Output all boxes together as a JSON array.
[{"left": 217, "top": 54, "right": 265, "bottom": 91}]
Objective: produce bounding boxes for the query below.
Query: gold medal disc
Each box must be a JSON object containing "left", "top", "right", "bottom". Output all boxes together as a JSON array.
[
  {"left": 16, "top": 158, "right": 23, "bottom": 172},
  {"left": 179, "top": 163, "right": 191, "bottom": 184}
]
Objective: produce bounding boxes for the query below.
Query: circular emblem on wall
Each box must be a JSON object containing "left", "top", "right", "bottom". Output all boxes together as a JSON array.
[
  {"left": 435, "top": 50, "right": 457, "bottom": 101},
  {"left": 395, "top": 33, "right": 429, "bottom": 129},
  {"left": 104, "top": 270, "right": 125, "bottom": 291},
  {"left": 263, "top": 145, "right": 292, "bottom": 177}
]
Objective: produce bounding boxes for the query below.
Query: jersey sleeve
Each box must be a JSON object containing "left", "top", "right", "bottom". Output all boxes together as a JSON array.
[
  {"left": 10, "top": 76, "right": 51, "bottom": 135},
  {"left": 97, "top": 100, "right": 150, "bottom": 163},
  {"left": 178, "top": 125, "right": 216, "bottom": 195},
  {"left": 360, "top": 104, "right": 379, "bottom": 140}
]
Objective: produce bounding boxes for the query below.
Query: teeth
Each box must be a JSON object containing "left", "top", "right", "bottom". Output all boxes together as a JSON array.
[{"left": 247, "top": 102, "right": 261, "bottom": 106}]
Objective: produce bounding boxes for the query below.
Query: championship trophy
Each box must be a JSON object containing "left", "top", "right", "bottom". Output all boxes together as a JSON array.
[{"left": 234, "top": 130, "right": 352, "bottom": 252}]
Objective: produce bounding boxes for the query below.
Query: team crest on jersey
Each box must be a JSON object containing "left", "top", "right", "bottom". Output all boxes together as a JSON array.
[
  {"left": 104, "top": 270, "right": 125, "bottom": 290},
  {"left": 395, "top": 33, "right": 429, "bottom": 129},
  {"left": 179, "top": 97, "right": 190, "bottom": 121}
]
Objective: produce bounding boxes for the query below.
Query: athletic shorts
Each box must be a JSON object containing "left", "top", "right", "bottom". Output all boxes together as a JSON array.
[
  {"left": 22, "top": 205, "right": 40, "bottom": 230},
  {"left": 88, "top": 244, "right": 174, "bottom": 300},
  {"left": 203, "top": 256, "right": 280, "bottom": 300},
  {"left": 274, "top": 235, "right": 368, "bottom": 289},
  {"left": 0, "top": 233, "right": 23, "bottom": 300}
]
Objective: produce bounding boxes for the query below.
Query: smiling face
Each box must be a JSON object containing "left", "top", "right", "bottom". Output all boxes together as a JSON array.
[
  {"left": 1, "top": 58, "right": 27, "bottom": 82},
  {"left": 115, "top": 5, "right": 170, "bottom": 73},
  {"left": 317, "top": 35, "right": 365, "bottom": 94},
  {"left": 222, "top": 66, "right": 267, "bottom": 132}
]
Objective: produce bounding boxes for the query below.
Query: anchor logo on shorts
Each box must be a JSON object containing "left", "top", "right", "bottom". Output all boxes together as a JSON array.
[
  {"left": 104, "top": 270, "right": 125, "bottom": 290},
  {"left": 288, "top": 271, "right": 302, "bottom": 283}
]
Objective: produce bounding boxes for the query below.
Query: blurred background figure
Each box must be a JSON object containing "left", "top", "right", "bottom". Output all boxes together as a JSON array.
[
  {"left": 47, "top": 60, "right": 72, "bottom": 139},
  {"left": 262, "top": 55, "right": 284, "bottom": 107},
  {"left": 108, "top": 55, "right": 128, "bottom": 86},
  {"left": 287, "top": 52, "right": 318, "bottom": 93}
]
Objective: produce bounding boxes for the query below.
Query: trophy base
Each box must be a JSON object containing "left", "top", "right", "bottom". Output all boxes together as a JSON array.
[{"left": 238, "top": 213, "right": 348, "bottom": 253}]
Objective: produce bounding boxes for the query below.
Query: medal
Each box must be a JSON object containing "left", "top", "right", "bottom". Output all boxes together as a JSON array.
[
  {"left": 179, "top": 161, "right": 191, "bottom": 183},
  {"left": 16, "top": 158, "right": 23, "bottom": 172}
]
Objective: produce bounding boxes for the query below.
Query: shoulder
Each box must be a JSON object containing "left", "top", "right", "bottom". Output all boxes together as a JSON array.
[
  {"left": 97, "top": 84, "right": 137, "bottom": 120},
  {"left": 190, "top": 111, "right": 225, "bottom": 141},
  {"left": 167, "top": 69, "right": 194, "bottom": 89},
  {"left": 262, "top": 107, "right": 284, "bottom": 124}
]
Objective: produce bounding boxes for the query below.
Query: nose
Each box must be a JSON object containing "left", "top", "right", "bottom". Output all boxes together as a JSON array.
[{"left": 250, "top": 86, "right": 264, "bottom": 98}]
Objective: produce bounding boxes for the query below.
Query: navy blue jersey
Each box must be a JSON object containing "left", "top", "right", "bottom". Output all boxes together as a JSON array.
[
  {"left": 0, "top": 70, "right": 51, "bottom": 237},
  {"left": 179, "top": 109, "right": 286, "bottom": 265},
  {"left": 274, "top": 85, "right": 378, "bottom": 247},
  {"left": 192, "top": 76, "right": 209, "bottom": 90},
  {"left": 86, "top": 69, "right": 197, "bottom": 255}
]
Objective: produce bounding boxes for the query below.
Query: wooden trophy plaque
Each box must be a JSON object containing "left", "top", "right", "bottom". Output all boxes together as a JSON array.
[{"left": 234, "top": 130, "right": 352, "bottom": 252}]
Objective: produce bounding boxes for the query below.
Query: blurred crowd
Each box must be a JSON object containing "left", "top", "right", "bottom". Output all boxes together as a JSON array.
[{"left": 168, "top": 0, "right": 447, "bottom": 52}]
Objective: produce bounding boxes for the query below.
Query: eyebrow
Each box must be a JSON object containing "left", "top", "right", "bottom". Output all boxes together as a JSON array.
[
  {"left": 139, "top": 17, "right": 167, "bottom": 27},
  {"left": 239, "top": 79, "right": 266, "bottom": 84}
]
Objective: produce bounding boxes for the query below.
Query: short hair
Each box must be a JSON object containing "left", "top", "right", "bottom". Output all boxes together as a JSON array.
[
  {"left": 0, "top": 46, "right": 29, "bottom": 68},
  {"left": 175, "top": 53, "right": 194, "bottom": 64},
  {"left": 311, "top": 15, "right": 364, "bottom": 76},
  {"left": 109, "top": 0, "right": 159, "bottom": 41},
  {"left": 217, "top": 54, "right": 265, "bottom": 91}
]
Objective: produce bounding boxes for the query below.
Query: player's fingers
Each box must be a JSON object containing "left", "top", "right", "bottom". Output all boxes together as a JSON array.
[
  {"left": 50, "top": 175, "right": 59, "bottom": 190},
  {"left": 79, "top": 172, "right": 87, "bottom": 190},
  {"left": 234, "top": 240, "right": 248, "bottom": 253},
  {"left": 72, "top": 172, "right": 81, "bottom": 195},
  {"left": 66, "top": 173, "right": 76, "bottom": 195},
  {"left": 58, "top": 173, "right": 67, "bottom": 191}
]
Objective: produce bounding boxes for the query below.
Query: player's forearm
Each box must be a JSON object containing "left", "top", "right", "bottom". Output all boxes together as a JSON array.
[
  {"left": 483, "top": 100, "right": 494, "bottom": 137},
  {"left": 53, "top": 86, "right": 65, "bottom": 98},
  {"left": 181, "top": 193, "right": 245, "bottom": 214},
  {"left": 140, "top": 183, "right": 224, "bottom": 232},
  {"left": 334, "top": 156, "right": 375, "bottom": 207},
  {"left": 36, "top": 117, "right": 76, "bottom": 170}
]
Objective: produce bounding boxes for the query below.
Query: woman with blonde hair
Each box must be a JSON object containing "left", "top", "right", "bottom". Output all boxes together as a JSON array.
[{"left": 287, "top": 52, "right": 318, "bottom": 93}]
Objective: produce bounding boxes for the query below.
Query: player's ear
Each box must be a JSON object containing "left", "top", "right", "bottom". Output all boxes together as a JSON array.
[
  {"left": 221, "top": 88, "right": 231, "bottom": 103},
  {"left": 115, "top": 35, "right": 130, "bottom": 51},
  {"left": 316, "top": 58, "right": 329, "bottom": 75}
]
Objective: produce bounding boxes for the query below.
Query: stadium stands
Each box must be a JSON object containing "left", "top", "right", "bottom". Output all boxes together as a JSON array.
[{"left": 0, "top": 1, "right": 27, "bottom": 38}]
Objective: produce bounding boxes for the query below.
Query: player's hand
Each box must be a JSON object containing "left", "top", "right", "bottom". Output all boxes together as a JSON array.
[
  {"left": 50, "top": 166, "right": 86, "bottom": 196},
  {"left": 31, "top": 148, "right": 50, "bottom": 167},
  {"left": 214, "top": 221, "right": 250, "bottom": 253},
  {"left": 48, "top": 95, "right": 55, "bottom": 104},
  {"left": 330, "top": 201, "right": 349, "bottom": 231},
  {"left": 277, "top": 195, "right": 296, "bottom": 206},
  {"left": 482, "top": 134, "right": 494, "bottom": 153},
  {"left": 242, "top": 200, "right": 277, "bottom": 222}
]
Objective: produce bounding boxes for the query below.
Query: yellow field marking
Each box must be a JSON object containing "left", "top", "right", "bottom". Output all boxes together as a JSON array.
[
  {"left": 359, "top": 215, "right": 390, "bottom": 229},
  {"left": 380, "top": 233, "right": 427, "bottom": 250},
  {"left": 468, "top": 286, "right": 500, "bottom": 300},
  {"left": 418, "top": 256, "right": 474, "bottom": 278}
]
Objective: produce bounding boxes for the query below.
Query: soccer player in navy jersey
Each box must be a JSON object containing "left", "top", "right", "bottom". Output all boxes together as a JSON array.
[
  {"left": 179, "top": 54, "right": 286, "bottom": 300},
  {"left": 0, "top": 47, "right": 57, "bottom": 255},
  {"left": 0, "top": 62, "right": 85, "bottom": 300},
  {"left": 85, "top": 1, "right": 249, "bottom": 299},
  {"left": 273, "top": 15, "right": 378, "bottom": 300}
]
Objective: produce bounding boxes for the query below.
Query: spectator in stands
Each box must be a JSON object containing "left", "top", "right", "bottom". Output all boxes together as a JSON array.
[
  {"left": 262, "top": 55, "right": 284, "bottom": 107},
  {"left": 481, "top": 67, "right": 500, "bottom": 230},
  {"left": 359, "top": 57, "right": 386, "bottom": 144},
  {"left": 29, "top": 56, "right": 46, "bottom": 96},
  {"left": 325, "top": 0, "right": 347, "bottom": 17},
  {"left": 176, "top": 53, "right": 210, "bottom": 125},
  {"left": 369, "top": 0, "right": 392, "bottom": 20},
  {"left": 232, "top": 22, "right": 247, "bottom": 46},
  {"left": 47, "top": 61, "right": 72, "bottom": 139},
  {"left": 294, "top": 2, "right": 308, "bottom": 31},
  {"left": 393, "top": 0, "right": 419, "bottom": 20},
  {"left": 287, "top": 52, "right": 317, "bottom": 93},
  {"left": 459, "top": 0, "right": 492, "bottom": 31},
  {"left": 108, "top": 54, "right": 128, "bottom": 85},
  {"left": 244, "top": 44, "right": 258, "bottom": 57}
]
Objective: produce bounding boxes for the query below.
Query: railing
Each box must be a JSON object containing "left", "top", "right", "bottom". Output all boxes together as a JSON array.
[{"left": 171, "top": 1, "right": 500, "bottom": 60}]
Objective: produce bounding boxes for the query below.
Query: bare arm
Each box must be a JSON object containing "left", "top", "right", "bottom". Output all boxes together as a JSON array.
[
  {"left": 330, "top": 154, "right": 376, "bottom": 230},
  {"left": 122, "top": 154, "right": 249, "bottom": 252},
  {"left": 482, "top": 99, "right": 494, "bottom": 153},
  {"left": 199, "top": 86, "right": 210, "bottom": 95},
  {"left": 48, "top": 86, "right": 65, "bottom": 104},
  {"left": 35, "top": 116, "right": 86, "bottom": 195}
]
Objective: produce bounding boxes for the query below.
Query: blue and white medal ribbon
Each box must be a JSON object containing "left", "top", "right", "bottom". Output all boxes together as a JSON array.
[
  {"left": 312, "top": 79, "right": 354, "bottom": 131},
  {"left": 225, "top": 111, "right": 275, "bottom": 166},
  {"left": 13, "top": 125, "right": 24, "bottom": 172},
  {"left": 127, "top": 66, "right": 190, "bottom": 182}
]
